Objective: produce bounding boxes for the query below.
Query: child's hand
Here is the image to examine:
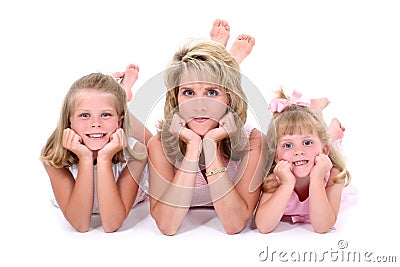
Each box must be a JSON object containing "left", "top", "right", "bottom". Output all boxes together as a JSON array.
[
  {"left": 169, "top": 113, "right": 201, "bottom": 145},
  {"left": 274, "top": 160, "right": 296, "bottom": 188},
  {"left": 62, "top": 128, "right": 92, "bottom": 159},
  {"left": 310, "top": 154, "right": 333, "bottom": 182},
  {"left": 98, "top": 128, "right": 126, "bottom": 161},
  {"left": 204, "top": 111, "right": 237, "bottom": 143}
]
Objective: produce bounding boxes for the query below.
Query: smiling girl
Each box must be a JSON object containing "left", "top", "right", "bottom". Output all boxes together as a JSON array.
[
  {"left": 147, "top": 40, "right": 266, "bottom": 235},
  {"left": 40, "top": 73, "right": 147, "bottom": 232},
  {"left": 255, "top": 89, "right": 353, "bottom": 233}
]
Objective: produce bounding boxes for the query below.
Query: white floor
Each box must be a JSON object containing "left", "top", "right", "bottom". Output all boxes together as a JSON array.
[{"left": 1, "top": 1, "right": 399, "bottom": 266}]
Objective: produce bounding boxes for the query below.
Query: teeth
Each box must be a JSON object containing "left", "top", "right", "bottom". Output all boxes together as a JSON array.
[
  {"left": 294, "top": 160, "right": 307, "bottom": 166},
  {"left": 88, "top": 134, "right": 104, "bottom": 138}
]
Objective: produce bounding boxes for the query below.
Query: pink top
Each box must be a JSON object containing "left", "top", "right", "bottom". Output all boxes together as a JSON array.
[
  {"left": 281, "top": 172, "right": 358, "bottom": 224},
  {"left": 190, "top": 155, "right": 241, "bottom": 207},
  {"left": 175, "top": 124, "right": 254, "bottom": 207}
]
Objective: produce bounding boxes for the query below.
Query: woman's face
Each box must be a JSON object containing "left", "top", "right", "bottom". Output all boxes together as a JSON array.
[{"left": 177, "top": 79, "right": 230, "bottom": 137}]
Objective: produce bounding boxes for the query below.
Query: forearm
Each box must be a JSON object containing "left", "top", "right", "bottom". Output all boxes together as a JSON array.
[
  {"left": 204, "top": 143, "right": 252, "bottom": 234},
  {"left": 64, "top": 159, "right": 94, "bottom": 232},
  {"left": 96, "top": 159, "right": 127, "bottom": 232},
  {"left": 255, "top": 185, "right": 294, "bottom": 233},
  {"left": 208, "top": 173, "right": 252, "bottom": 234},
  {"left": 150, "top": 144, "right": 199, "bottom": 235},
  {"left": 309, "top": 180, "right": 336, "bottom": 233}
]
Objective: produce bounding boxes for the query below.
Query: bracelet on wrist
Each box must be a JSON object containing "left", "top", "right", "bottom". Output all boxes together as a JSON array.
[{"left": 205, "top": 167, "right": 227, "bottom": 177}]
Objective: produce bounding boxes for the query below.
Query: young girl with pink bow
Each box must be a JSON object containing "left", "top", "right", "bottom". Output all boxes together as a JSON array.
[{"left": 254, "top": 89, "right": 356, "bottom": 233}]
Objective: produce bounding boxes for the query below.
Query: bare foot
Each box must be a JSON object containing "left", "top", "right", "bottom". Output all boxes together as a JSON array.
[
  {"left": 111, "top": 64, "right": 139, "bottom": 102},
  {"left": 229, "top": 34, "right": 255, "bottom": 64},
  {"left": 310, "top": 97, "right": 330, "bottom": 116},
  {"left": 329, "top": 118, "right": 345, "bottom": 142},
  {"left": 210, "top": 19, "right": 230, "bottom": 47}
]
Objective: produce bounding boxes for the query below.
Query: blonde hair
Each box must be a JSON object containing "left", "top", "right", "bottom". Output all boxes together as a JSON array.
[
  {"left": 158, "top": 39, "right": 249, "bottom": 162},
  {"left": 262, "top": 89, "right": 351, "bottom": 193},
  {"left": 40, "top": 73, "right": 145, "bottom": 168}
]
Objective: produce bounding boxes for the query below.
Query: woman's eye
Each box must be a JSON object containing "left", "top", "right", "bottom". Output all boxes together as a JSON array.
[
  {"left": 206, "top": 89, "right": 218, "bottom": 96},
  {"left": 284, "top": 143, "right": 293, "bottom": 149},
  {"left": 182, "top": 90, "right": 194, "bottom": 96},
  {"left": 304, "top": 140, "right": 313, "bottom": 146}
]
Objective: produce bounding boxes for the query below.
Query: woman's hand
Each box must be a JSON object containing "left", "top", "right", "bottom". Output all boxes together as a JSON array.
[
  {"left": 169, "top": 113, "right": 201, "bottom": 145},
  {"left": 203, "top": 111, "right": 237, "bottom": 143},
  {"left": 62, "top": 128, "right": 92, "bottom": 159}
]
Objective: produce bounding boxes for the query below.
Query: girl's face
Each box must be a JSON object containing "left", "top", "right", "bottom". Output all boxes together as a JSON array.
[
  {"left": 69, "top": 89, "right": 122, "bottom": 151},
  {"left": 275, "top": 131, "right": 329, "bottom": 178},
  {"left": 177, "top": 81, "right": 229, "bottom": 137}
]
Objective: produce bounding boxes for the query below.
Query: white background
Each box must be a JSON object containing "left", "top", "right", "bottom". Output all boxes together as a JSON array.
[{"left": 1, "top": 0, "right": 399, "bottom": 266}]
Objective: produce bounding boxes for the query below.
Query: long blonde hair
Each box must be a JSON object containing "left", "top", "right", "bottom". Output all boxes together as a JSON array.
[
  {"left": 158, "top": 39, "right": 249, "bottom": 163},
  {"left": 40, "top": 73, "right": 145, "bottom": 168},
  {"left": 262, "top": 89, "right": 351, "bottom": 193}
]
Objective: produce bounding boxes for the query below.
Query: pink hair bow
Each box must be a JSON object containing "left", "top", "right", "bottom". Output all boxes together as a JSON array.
[{"left": 269, "top": 90, "right": 311, "bottom": 112}]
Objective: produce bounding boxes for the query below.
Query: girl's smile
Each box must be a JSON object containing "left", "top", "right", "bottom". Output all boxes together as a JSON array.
[
  {"left": 69, "top": 89, "right": 122, "bottom": 151},
  {"left": 276, "top": 132, "right": 327, "bottom": 178}
]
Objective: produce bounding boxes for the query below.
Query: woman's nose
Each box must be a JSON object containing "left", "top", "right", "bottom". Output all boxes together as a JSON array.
[{"left": 192, "top": 98, "right": 207, "bottom": 111}]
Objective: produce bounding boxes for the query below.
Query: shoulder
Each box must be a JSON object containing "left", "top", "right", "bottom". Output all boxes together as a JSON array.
[
  {"left": 147, "top": 134, "right": 162, "bottom": 150},
  {"left": 326, "top": 167, "right": 344, "bottom": 187},
  {"left": 131, "top": 139, "right": 146, "bottom": 154}
]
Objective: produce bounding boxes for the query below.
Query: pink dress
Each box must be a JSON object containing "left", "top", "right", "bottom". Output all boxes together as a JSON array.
[{"left": 281, "top": 172, "right": 358, "bottom": 224}]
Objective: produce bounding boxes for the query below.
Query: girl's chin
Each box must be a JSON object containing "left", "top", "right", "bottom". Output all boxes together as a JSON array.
[
  {"left": 293, "top": 170, "right": 311, "bottom": 178},
  {"left": 83, "top": 141, "right": 108, "bottom": 151}
]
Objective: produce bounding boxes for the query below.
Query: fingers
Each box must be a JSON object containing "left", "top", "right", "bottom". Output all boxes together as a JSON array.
[
  {"left": 110, "top": 128, "right": 126, "bottom": 148},
  {"left": 62, "top": 128, "right": 81, "bottom": 149},
  {"left": 219, "top": 110, "right": 237, "bottom": 134},
  {"left": 169, "top": 113, "right": 186, "bottom": 136}
]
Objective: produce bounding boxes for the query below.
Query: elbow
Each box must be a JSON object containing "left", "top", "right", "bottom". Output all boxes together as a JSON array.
[
  {"left": 254, "top": 215, "right": 276, "bottom": 234},
  {"left": 102, "top": 222, "right": 122, "bottom": 233},
  {"left": 312, "top": 225, "right": 332, "bottom": 234},
  {"left": 150, "top": 206, "right": 179, "bottom": 236},
  {"left": 101, "top": 213, "right": 126, "bottom": 233},
  {"left": 157, "top": 224, "right": 179, "bottom": 236},
  {"left": 256, "top": 224, "right": 275, "bottom": 234},
  {"left": 101, "top": 215, "right": 125, "bottom": 233},
  {"left": 71, "top": 222, "right": 90, "bottom": 233},
  {"left": 67, "top": 217, "right": 90, "bottom": 233},
  {"left": 153, "top": 215, "right": 179, "bottom": 236},
  {"left": 223, "top": 219, "right": 247, "bottom": 235},
  {"left": 74, "top": 225, "right": 90, "bottom": 233},
  {"left": 311, "top": 222, "right": 334, "bottom": 234}
]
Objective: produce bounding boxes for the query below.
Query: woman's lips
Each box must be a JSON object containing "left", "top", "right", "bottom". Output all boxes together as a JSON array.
[{"left": 192, "top": 117, "right": 209, "bottom": 123}]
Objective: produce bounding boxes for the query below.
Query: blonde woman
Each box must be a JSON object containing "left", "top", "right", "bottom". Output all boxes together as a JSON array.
[{"left": 147, "top": 40, "right": 266, "bottom": 235}]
